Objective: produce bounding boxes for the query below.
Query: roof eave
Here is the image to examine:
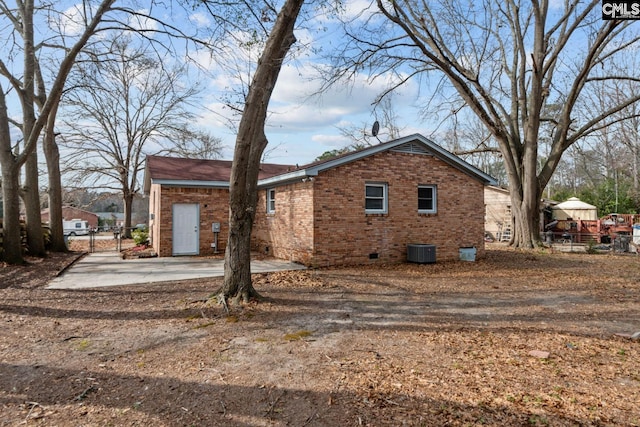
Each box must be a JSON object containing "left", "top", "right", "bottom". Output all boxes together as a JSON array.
[
  {"left": 258, "top": 169, "right": 313, "bottom": 187},
  {"left": 259, "top": 133, "right": 498, "bottom": 187},
  {"left": 151, "top": 179, "right": 230, "bottom": 189}
]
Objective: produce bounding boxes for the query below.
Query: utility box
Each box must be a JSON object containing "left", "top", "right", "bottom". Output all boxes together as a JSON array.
[
  {"left": 459, "top": 247, "right": 477, "bottom": 262},
  {"left": 212, "top": 223, "right": 221, "bottom": 233},
  {"left": 407, "top": 244, "right": 436, "bottom": 264}
]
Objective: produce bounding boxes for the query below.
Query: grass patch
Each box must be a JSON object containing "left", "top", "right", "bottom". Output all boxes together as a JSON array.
[
  {"left": 283, "top": 330, "right": 312, "bottom": 341},
  {"left": 75, "top": 339, "right": 91, "bottom": 351},
  {"left": 194, "top": 321, "right": 215, "bottom": 329}
]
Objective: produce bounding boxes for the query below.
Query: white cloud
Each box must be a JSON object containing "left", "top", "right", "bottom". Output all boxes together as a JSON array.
[
  {"left": 51, "top": 4, "right": 88, "bottom": 36},
  {"left": 182, "top": 16, "right": 425, "bottom": 165},
  {"left": 196, "top": 102, "right": 238, "bottom": 129},
  {"left": 187, "top": 50, "right": 219, "bottom": 73},
  {"left": 311, "top": 0, "right": 378, "bottom": 24},
  {"left": 340, "top": 0, "right": 378, "bottom": 21},
  {"left": 265, "top": 61, "right": 419, "bottom": 133},
  {"left": 311, "top": 133, "right": 352, "bottom": 147},
  {"left": 267, "top": 103, "right": 350, "bottom": 131},
  {"left": 189, "top": 52, "right": 424, "bottom": 165},
  {"left": 189, "top": 12, "right": 211, "bottom": 27}
]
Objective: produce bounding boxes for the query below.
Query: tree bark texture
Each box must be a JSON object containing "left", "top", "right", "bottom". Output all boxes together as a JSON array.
[
  {"left": 43, "top": 100, "right": 67, "bottom": 252},
  {"left": 19, "top": 0, "right": 45, "bottom": 256},
  {"left": 0, "top": 88, "right": 23, "bottom": 264},
  {"left": 23, "top": 152, "right": 46, "bottom": 256},
  {"left": 220, "top": 0, "right": 304, "bottom": 303},
  {"left": 123, "top": 190, "right": 134, "bottom": 239}
]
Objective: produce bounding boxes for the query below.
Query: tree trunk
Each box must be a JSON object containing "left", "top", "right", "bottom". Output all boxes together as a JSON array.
[
  {"left": 1, "top": 168, "right": 23, "bottom": 264},
  {"left": 223, "top": 196, "right": 259, "bottom": 303},
  {"left": 43, "top": 101, "right": 67, "bottom": 252},
  {"left": 0, "top": 89, "right": 24, "bottom": 264},
  {"left": 501, "top": 136, "right": 543, "bottom": 249},
  {"left": 123, "top": 190, "right": 134, "bottom": 239},
  {"left": 20, "top": 0, "right": 45, "bottom": 257},
  {"left": 510, "top": 192, "right": 542, "bottom": 248},
  {"left": 23, "top": 151, "right": 45, "bottom": 256},
  {"left": 219, "top": 0, "right": 304, "bottom": 304}
]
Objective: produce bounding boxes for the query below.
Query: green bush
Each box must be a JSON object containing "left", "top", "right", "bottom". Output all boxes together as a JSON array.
[
  {"left": 585, "top": 239, "right": 599, "bottom": 254},
  {"left": 131, "top": 229, "right": 149, "bottom": 246}
]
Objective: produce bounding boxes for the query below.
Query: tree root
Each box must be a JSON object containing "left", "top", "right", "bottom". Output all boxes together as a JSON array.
[
  {"left": 210, "top": 286, "right": 269, "bottom": 311},
  {"left": 216, "top": 293, "right": 229, "bottom": 314}
]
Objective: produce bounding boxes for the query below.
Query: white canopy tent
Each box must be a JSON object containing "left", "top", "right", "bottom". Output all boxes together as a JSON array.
[{"left": 551, "top": 197, "right": 598, "bottom": 221}]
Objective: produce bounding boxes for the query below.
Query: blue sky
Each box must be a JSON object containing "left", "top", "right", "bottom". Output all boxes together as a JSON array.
[
  {"left": 174, "top": 0, "right": 431, "bottom": 165},
  {"left": 7, "top": 0, "right": 589, "bottom": 170},
  {"left": 199, "top": 60, "right": 427, "bottom": 165},
  {"left": 1, "top": 0, "right": 431, "bottom": 187}
]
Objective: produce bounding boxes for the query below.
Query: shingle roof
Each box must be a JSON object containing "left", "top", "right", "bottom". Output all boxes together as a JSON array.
[
  {"left": 145, "top": 156, "right": 295, "bottom": 182},
  {"left": 144, "top": 134, "right": 498, "bottom": 193}
]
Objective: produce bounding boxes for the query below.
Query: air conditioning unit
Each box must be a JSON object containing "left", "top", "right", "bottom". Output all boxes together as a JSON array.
[{"left": 407, "top": 244, "right": 436, "bottom": 264}]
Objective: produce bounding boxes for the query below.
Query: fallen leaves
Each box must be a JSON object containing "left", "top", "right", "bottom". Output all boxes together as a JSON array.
[{"left": 0, "top": 247, "right": 639, "bottom": 426}]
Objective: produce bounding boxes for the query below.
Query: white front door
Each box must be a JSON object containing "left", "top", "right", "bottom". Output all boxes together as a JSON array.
[{"left": 172, "top": 203, "right": 199, "bottom": 255}]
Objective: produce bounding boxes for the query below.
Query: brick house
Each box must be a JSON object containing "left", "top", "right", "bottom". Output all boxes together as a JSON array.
[
  {"left": 41, "top": 206, "right": 99, "bottom": 229},
  {"left": 143, "top": 134, "right": 496, "bottom": 266}
]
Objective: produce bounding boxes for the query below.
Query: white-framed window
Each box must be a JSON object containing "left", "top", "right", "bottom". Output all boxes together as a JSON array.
[
  {"left": 365, "top": 182, "right": 388, "bottom": 214},
  {"left": 266, "top": 188, "right": 276, "bottom": 213},
  {"left": 418, "top": 185, "right": 437, "bottom": 214}
]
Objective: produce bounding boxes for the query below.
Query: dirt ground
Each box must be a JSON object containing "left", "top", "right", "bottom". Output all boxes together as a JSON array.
[{"left": 0, "top": 243, "right": 639, "bottom": 426}]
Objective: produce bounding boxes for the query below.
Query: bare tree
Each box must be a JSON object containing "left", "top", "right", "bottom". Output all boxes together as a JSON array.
[
  {"left": 593, "top": 58, "right": 640, "bottom": 208},
  {"left": 438, "top": 114, "right": 506, "bottom": 185},
  {"left": 619, "top": 112, "right": 640, "bottom": 208},
  {"left": 337, "top": 96, "right": 405, "bottom": 147},
  {"left": 60, "top": 34, "right": 215, "bottom": 237},
  {"left": 0, "top": 0, "right": 115, "bottom": 264},
  {"left": 313, "top": 97, "right": 406, "bottom": 163},
  {"left": 577, "top": 66, "right": 640, "bottom": 211},
  {"left": 332, "top": 0, "right": 640, "bottom": 248},
  {"left": 216, "top": 0, "right": 305, "bottom": 304},
  {"left": 157, "top": 126, "right": 223, "bottom": 159}
]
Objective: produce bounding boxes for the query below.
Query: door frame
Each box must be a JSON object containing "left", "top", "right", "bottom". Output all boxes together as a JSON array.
[{"left": 172, "top": 203, "right": 200, "bottom": 256}]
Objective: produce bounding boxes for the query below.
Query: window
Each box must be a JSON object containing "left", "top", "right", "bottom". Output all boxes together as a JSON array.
[
  {"left": 418, "top": 185, "right": 437, "bottom": 213},
  {"left": 266, "top": 188, "right": 276, "bottom": 213},
  {"left": 365, "top": 183, "right": 388, "bottom": 214}
]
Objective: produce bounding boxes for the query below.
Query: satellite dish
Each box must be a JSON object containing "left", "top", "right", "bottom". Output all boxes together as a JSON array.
[{"left": 371, "top": 121, "right": 380, "bottom": 137}]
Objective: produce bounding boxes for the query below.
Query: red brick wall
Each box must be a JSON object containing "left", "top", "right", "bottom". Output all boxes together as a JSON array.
[
  {"left": 253, "top": 181, "right": 315, "bottom": 263},
  {"left": 153, "top": 150, "right": 486, "bottom": 265},
  {"left": 149, "top": 184, "right": 229, "bottom": 257},
  {"left": 253, "top": 150, "right": 485, "bottom": 267}
]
